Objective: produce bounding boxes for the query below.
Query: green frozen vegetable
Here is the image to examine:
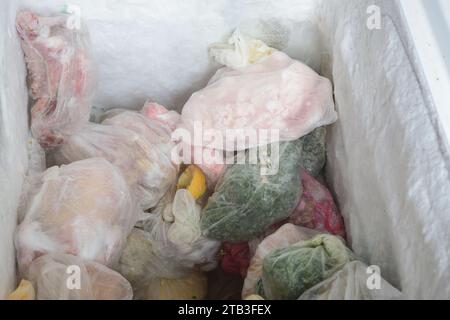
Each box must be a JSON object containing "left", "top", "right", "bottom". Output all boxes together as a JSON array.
[
  {"left": 261, "top": 234, "right": 354, "bottom": 300},
  {"left": 201, "top": 139, "right": 304, "bottom": 243},
  {"left": 298, "top": 127, "right": 326, "bottom": 177}
]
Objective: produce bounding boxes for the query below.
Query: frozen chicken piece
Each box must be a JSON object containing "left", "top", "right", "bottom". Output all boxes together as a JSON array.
[
  {"left": 16, "top": 158, "right": 138, "bottom": 276},
  {"left": 16, "top": 11, "right": 94, "bottom": 149},
  {"left": 27, "top": 253, "right": 132, "bottom": 300},
  {"left": 51, "top": 114, "right": 177, "bottom": 211},
  {"left": 179, "top": 51, "right": 337, "bottom": 151},
  {"left": 7, "top": 280, "right": 36, "bottom": 300},
  {"left": 209, "top": 29, "right": 276, "bottom": 68}
]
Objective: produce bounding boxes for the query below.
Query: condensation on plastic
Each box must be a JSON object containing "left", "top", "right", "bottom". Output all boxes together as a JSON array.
[
  {"left": 298, "top": 261, "right": 402, "bottom": 300},
  {"left": 15, "top": 158, "right": 138, "bottom": 276},
  {"left": 27, "top": 253, "right": 132, "bottom": 300},
  {"left": 179, "top": 51, "right": 337, "bottom": 151},
  {"left": 16, "top": 11, "right": 94, "bottom": 149},
  {"left": 242, "top": 224, "right": 319, "bottom": 298}
]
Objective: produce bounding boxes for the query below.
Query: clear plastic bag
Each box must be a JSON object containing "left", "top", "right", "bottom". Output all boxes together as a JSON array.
[
  {"left": 51, "top": 112, "right": 177, "bottom": 211},
  {"left": 179, "top": 51, "right": 337, "bottom": 151},
  {"left": 16, "top": 11, "right": 94, "bottom": 149},
  {"left": 27, "top": 253, "right": 132, "bottom": 300},
  {"left": 298, "top": 261, "right": 402, "bottom": 300},
  {"left": 289, "top": 170, "right": 346, "bottom": 238},
  {"left": 16, "top": 158, "right": 138, "bottom": 276},
  {"left": 242, "top": 224, "right": 319, "bottom": 298},
  {"left": 201, "top": 140, "right": 304, "bottom": 242},
  {"left": 118, "top": 190, "right": 220, "bottom": 294},
  {"left": 261, "top": 234, "right": 354, "bottom": 300}
]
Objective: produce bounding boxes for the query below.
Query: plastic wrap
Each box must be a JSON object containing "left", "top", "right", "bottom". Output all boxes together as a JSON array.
[
  {"left": 261, "top": 234, "right": 354, "bottom": 300},
  {"left": 179, "top": 51, "right": 337, "bottom": 151},
  {"left": 51, "top": 117, "right": 176, "bottom": 211},
  {"left": 119, "top": 190, "right": 220, "bottom": 293},
  {"left": 27, "top": 253, "right": 132, "bottom": 300},
  {"left": 16, "top": 11, "right": 94, "bottom": 149},
  {"left": 298, "top": 261, "right": 402, "bottom": 300},
  {"left": 209, "top": 29, "right": 276, "bottom": 68},
  {"left": 201, "top": 140, "right": 304, "bottom": 242},
  {"left": 242, "top": 224, "right": 319, "bottom": 298},
  {"left": 219, "top": 242, "right": 250, "bottom": 277},
  {"left": 16, "top": 158, "right": 138, "bottom": 276},
  {"left": 290, "top": 170, "right": 346, "bottom": 238}
]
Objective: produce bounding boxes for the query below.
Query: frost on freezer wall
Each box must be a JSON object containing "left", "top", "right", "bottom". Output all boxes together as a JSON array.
[
  {"left": 319, "top": 0, "right": 450, "bottom": 299},
  {"left": 0, "top": 1, "right": 29, "bottom": 298},
  {"left": 20, "top": 0, "right": 320, "bottom": 111}
]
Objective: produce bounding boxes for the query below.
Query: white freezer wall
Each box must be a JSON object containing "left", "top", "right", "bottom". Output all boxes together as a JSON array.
[
  {"left": 0, "top": 0, "right": 29, "bottom": 298},
  {"left": 0, "top": 0, "right": 449, "bottom": 299}
]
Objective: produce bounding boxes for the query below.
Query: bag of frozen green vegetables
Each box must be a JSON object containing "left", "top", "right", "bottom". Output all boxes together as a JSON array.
[
  {"left": 200, "top": 139, "right": 304, "bottom": 243},
  {"left": 261, "top": 234, "right": 354, "bottom": 300}
]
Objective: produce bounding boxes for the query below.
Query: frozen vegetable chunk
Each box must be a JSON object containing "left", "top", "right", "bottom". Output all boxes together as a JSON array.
[
  {"left": 261, "top": 234, "right": 354, "bottom": 300},
  {"left": 201, "top": 139, "right": 304, "bottom": 242}
]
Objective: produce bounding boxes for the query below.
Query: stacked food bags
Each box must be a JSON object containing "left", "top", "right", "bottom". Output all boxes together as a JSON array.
[{"left": 10, "top": 10, "right": 401, "bottom": 300}]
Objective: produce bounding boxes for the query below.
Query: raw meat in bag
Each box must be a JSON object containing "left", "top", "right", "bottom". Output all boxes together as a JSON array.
[
  {"left": 298, "top": 261, "right": 402, "bottom": 300},
  {"left": 219, "top": 242, "right": 250, "bottom": 278},
  {"left": 27, "top": 253, "right": 132, "bottom": 300},
  {"left": 51, "top": 114, "right": 176, "bottom": 211},
  {"left": 16, "top": 11, "right": 94, "bottom": 149},
  {"left": 201, "top": 139, "right": 304, "bottom": 242},
  {"left": 242, "top": 224, "right": 319, "bottom": 298},
  {"left": 290, "top": 170, "right": 346, "bottom": 238},
  {"left": 179, "top": 51, "right": 337, "bottom": 151},
  {"left": 261, "top": 234, "right": 354, "bottom": 300},
  {"left": 16, "top": 158, "right": 138, "bottom": 275}
]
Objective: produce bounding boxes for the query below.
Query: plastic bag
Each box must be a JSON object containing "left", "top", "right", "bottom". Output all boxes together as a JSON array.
[
  {"left": 179, "top": 51, "right": 337, "bottom": 151},
  {"left": 51, "top": 115, "right": 176, "bottom": 211},
  {"left": 298, "top": 261, "right": 402, "bottom": 300},
  {"left": 27, "top": 253, "right": 132, "bottom": 300},
  {"left": 261, "top": 234, "right": 354, "bottom": 300},
  {"left": 201, "top": 139, "right": 304, "bottom": 242},
  {"left": 16, "top": 158, "right": 138, "bottom": 276},
  {"left": 209, "top": 29, "right": 276, "bottom": 68},
  {"left": 297, "top": 127, "right": 327, "bottom": 177},
  {"left": 119, "top": 191, "right": 220, "bottom": 293},
  {"left": 117, "top": 227, "right": 188, "bottom": 294},
  {"left": 16, "top": 11, "right": 94, "bottom": 149},
  {"left": 242, "top": 224, "right": 319, "bottom": 298},
  {"left": 141, "top": 272, "right": 208, "bottom": 300},
  {"left": 290, "top": 170, "right": 346, "bottom": 238}
]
